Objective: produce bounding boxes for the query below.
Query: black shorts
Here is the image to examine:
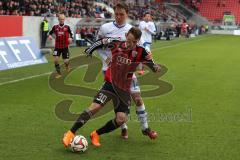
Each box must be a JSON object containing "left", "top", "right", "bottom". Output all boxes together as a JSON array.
[
  {"left": 53, "top": 48, "right": 70, "bottom": 59},
  {"left": 93, "top": 81, "right": 131, "bottom": 114}
]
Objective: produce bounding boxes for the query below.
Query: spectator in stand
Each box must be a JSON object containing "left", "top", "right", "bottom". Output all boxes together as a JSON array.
[
  {"left": 222, "top": 0, "right": 226, "bottom": 7},
  {"left": 181, "top": 19, "right": 189, "bottom": 37},
  {"left": 0, "top": 0, "right": 185, "bottom": 23},
  {"left": 176, "top": 24, "right": 181, "bottom": 37},
  {"left": 0, "top": 1, "right": 3, "bottom": 11},
  {"left": 80, "top": 27, "right": 87, "bottom": 40},
  {"left": 217, "top": 0, "right": 220, "bottom": 7},
  {"left": 0, "top": 0, "right": 107, "bottom": 18}
]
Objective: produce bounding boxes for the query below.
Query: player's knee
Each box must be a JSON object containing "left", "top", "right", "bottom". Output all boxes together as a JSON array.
[
  {"left": 88, "top": 103, "right": 102, "bottom": 115},
  {"left": 132, "top": 93, "right": 143, "bottom": 106},
  {"left": 116, "top": 112, "right": 128, "bottom": 126},
  {"left": 54, "top": 59, "right": 59, "bottom": 64},
  {"left": 64, "top": 59, "right": 69, "bottom": 64}
]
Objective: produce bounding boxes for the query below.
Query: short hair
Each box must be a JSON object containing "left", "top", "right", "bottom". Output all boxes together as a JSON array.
[
  {"left": 144, "top": 12, "right": 150, "bottom": 16},
  {"left": 58, "top": 13, "right": 65, "bottom": 18},
  {"left": 143, "top": 12, "right": 151, "bottom": 17},
  {"left": 113, "top": 3, "right": 129, "bottom": 13},
  {"left": 128, "top": 27, "right": 142, "bottom": 40}
]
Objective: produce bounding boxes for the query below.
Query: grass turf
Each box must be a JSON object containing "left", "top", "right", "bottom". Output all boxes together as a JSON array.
[{"left": 0, "top": 35, "right": 240, "bottom": 160}]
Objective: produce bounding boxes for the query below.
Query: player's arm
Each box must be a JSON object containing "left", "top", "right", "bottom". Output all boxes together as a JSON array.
[
  {"left": 139, "top": 21, "right": 145, "bottom": 30},
  {"left": 96, "top": 26, "right": 113, "bottom": 65},
  {"left": 97, "top": 25, "right": 105, "bottom": 39},
  {"left": 141, "top": 47, "right": 161, "bottom": 72},
  {"left": 48, "top": 25, "right": 55, "bottom": 40},
  {"left": 95, "top": 26, "right": 109, "bottom": 61},
  {"left": 146, "top": 23, "right": 156, "bottom": 35},
  {"left": 68, "top": 26, "right": 73, "bottom": 43},
  {"left": 84, "top": 38, "right": 116, "bottom": 57}
]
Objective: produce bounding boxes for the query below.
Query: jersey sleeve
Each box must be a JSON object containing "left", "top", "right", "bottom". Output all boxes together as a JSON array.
[
  {"left": 68, "top": 26, "right": 73, "bottom": 38},
  {"left": 141, "top": 47, "right": 157, "bottom": 72},
  {"left": 97, "top": 25, "right": 105, "bottom": 39},
  {"left": 85, "top": 38, "right": 117, "bottom": 56}
]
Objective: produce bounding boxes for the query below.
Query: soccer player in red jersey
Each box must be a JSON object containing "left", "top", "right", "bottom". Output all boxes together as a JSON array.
[
  {"left": 48, "top": 14, "right": 73, "bottom": 78},
  {"left": 97, "top": 3, "right": 157, "bottom": 140},
  {"left": 62, "top": 27, "right": 160, "bottom": 147}
]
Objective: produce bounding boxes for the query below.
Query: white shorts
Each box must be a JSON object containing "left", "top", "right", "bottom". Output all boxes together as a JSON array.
[
  {"left": 143, "top": 43, "right": 151, "bottom": 52},
  {"left": 130, "top": 76, "right": 141, "bottom": 93}
]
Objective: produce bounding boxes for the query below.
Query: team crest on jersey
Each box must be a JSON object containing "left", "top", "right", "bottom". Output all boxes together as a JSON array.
[{"left": 131, "top": 51, "right": 138, "bottom": 58}]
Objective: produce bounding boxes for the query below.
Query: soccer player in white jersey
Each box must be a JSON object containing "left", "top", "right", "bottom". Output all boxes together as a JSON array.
[
  {"left": 139, "top": 12, "right": 156, "bottom": 52},
  {"left": 96, "top": 3, "right": 157, "bottom": 140}
]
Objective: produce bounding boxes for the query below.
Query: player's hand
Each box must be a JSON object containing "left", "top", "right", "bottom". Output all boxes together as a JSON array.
[
  {"left": 153, "top": 64, "right": 161, "bottom": 72},
  {"left": 68, "top": 38, "right": 73, "bottom": 44},
  {"left": 48, "top": 35, "right": 53, "bottom": 40},
  {"left": 144, "top": 27, "right": 149, "bottom": 32}
]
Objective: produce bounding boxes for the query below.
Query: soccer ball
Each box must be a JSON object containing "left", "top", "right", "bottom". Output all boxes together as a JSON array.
[{"left": 70, "top": 135, "right": 88, "bottom": 153}]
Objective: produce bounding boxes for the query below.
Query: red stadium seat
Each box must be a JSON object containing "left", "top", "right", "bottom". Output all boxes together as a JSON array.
[{"left": 195, "top": 0, "right": 240, "bottom": 23}]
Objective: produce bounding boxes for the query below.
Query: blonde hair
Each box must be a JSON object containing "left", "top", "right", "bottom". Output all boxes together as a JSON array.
[{"left": 58, "top": 14, "right": 65, "bottom": 20}]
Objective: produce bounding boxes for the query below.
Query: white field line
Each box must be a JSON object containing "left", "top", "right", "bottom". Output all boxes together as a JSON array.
[
  {"left": 152, "top": 35, "right": 212, "bottom": 51},
  {"left": 0, "top": 36, "right": 212, "bottom": 86},
  {"left": 0, "top": 72, "right": 51, "bottom": 86}
]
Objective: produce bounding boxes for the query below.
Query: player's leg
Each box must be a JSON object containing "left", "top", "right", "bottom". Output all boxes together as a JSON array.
[
  {"left": 91, "top": 88, "right": 130, "bottom": 146},
  {"left": 119, "top": 76, "right": 141, "bottom": 139},
  {"left": 120, "top": 122, "right": 128, "bottom": 139},
  {"left": 62, "top": 102, "right": 103, "bottom": 147},
  {"left": 95, "top": 112, "right": 128, "bottom": 136},
  {"left": 119, "top": 75, "right": 142, "bottom": 139},
  {"left": 90, "top": 111, "right": 128, "bottom": 147},
  {"left": 53, "top": 48, "right": 61, "bottom": 78},
  {"left": 62, "top": 48, "right": 71, "bottom": 72},
  {"left": 62, "top": 82, "right": 115, "bottom": 147},
  {"left": 131, "top": 78, "right": 158, "bottom": 140}
]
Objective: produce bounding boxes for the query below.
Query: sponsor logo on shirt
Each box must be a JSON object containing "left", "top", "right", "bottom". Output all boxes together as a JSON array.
[{"left": 117, "top": 56, "right": 131, "bottom": 65}]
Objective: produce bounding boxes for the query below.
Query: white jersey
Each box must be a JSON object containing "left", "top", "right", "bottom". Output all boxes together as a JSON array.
[
  {"left": 97, "top": 21, "right": 132, "bottom": 71},
  {"left": 139, "top": 21, "right": 156, "bottom": 45}
]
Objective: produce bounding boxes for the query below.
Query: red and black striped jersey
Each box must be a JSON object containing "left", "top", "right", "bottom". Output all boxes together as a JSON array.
[
  {"left": 49, "top": 24, "right": 73, "bottom": 49},
  {"left": 85, "top": 38, "right": 157, "bottom": 92}
]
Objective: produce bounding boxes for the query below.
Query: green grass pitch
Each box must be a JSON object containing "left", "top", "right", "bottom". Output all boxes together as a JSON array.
[{"left": 0, "top": 35, "right": 240, "bottom": 160}]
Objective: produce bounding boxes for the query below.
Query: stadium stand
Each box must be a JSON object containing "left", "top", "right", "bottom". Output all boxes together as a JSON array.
[
  {"left": 0, "top": 0, "right": 209, "bottom": 47},
  {"left": 0, "top": 0, "right": 112, "bottom": 18},
  {"left": 183, "top": 0, "right": 240, "bottom": 23},
  {"left": 0, "top": 0, "right": 186, "bottom": 23}
]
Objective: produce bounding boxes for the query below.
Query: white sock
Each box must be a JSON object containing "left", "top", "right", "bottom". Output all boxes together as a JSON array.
[
  {"left": 136, "top": 105, "right": 148, "bottom": 130},
  {"left": 120, "top": 123, "right": 128, "bottom": 130}
]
